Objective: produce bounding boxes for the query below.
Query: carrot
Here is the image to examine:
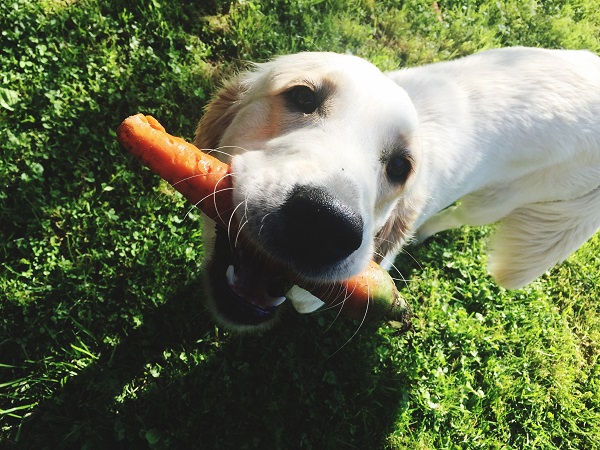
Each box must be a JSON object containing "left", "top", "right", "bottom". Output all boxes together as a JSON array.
[
  {"left": 116, "top": 114, "right": 233, "bottom": 228},
  {"left": 311, "top": 260, "right": 410, "bottom": 321},
  {"left": 117, "top": 114, "right": 411, "bottom": 324}
]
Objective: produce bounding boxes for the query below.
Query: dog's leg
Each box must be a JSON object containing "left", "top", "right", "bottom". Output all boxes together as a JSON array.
[
  {"left": 416, "top": 162, "right": 600, "bottom": 244},
  {"left": 414, "top": 190, "right": 522, "bottom": 243},
  {"left": 413, "top": 204, "right": 465, "bottom": 243},
  {"left": 488, "top": 187, "right": 600, "bottom": 289}
]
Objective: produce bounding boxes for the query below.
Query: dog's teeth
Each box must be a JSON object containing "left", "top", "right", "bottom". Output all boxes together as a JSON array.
[
  {"left": 270, "top": 296, "right": 287, "bottom": 307},
  {"left": 287, "top": 285, "right": 325, "bottom": 314},
  {"left": 226, "top": 265, "right": 236, "bottom": 287}
]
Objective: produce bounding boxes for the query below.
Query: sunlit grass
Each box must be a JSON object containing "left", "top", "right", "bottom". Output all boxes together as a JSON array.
[{"left": 1, "top": 0, "right": 599, "bottom": 448}]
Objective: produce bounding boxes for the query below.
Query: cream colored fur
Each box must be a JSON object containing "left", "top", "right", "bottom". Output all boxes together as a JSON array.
[{"left": 195, "top": 47, "right": 600, "bottom": 313}]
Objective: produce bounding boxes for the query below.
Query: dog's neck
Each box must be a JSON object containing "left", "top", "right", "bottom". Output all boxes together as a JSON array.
[{"left": 390, "top": 67, "right": 537, "bottom": 229}]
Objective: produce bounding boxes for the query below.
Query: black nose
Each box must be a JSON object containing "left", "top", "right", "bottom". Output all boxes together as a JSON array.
[{"left": 280, "top": 185, "right": 363, "bottom": 267}]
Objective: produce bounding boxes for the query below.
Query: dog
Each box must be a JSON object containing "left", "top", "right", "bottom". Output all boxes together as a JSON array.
[{"left": 193, "top": 47, "right": 600, "bottom": 331}]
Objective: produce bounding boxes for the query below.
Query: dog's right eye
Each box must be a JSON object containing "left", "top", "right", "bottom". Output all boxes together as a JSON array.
[
  {"left": 386, "top": 153, "right": 412, "bottom": 184},
  {"left": 285, "top": 85, "right": 319, "bottom": 114}
]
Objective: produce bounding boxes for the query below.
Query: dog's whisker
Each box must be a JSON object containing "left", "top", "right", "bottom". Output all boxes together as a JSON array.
[
  {"left": 183, "top": 186, "right": 234, "bottom": 221},
  {"left": 319, "top": 281, "right": 356, "bottom": 336},
  {"left": 372, "top": 250, "right": 410, "bottom": 283},
  {"left": 227, "top": 199, "right": 247, "bottom": 252},
  {"left": 200, "top": 145, "right": 249, "bottom": 160},
  {"left": 318, "top": 276, "right": 358, "bottom": 315},
  {"left": 180, "top": 170, "right": 237, "bottom": 220},
  {"left": 321, "top": 302, "right": 345, "bottom": 334},
  {"left": 171, "top": 173, "right": 210, "bottom": 187},
  {"left": 234, "top": 217, "right": 250, "bottom": 251},
  {"left": 210, "top": 172, "right": 237, "bottom": 227},
  {"left": 372, "top": 232, "right": 423, "bottom": 282},
  {"left": 215, "top": 145, "right": 248, "bottom": 153},
  {"left": 257, "top": 212, "right": 274, "bottom": 240},
  {"left": 231, "top": 193, "right": 253, "bottom": 251},
  {"left": 323, "top": 282, "right": 369, "bottom": 359},
  {"left": 398, "top": 247, "right": 425, "bottom": 273}
]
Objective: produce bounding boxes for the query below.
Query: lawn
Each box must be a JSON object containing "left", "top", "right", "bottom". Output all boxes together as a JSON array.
[{"left": 1, "top": 0, "right": 600, "bottom": 448}]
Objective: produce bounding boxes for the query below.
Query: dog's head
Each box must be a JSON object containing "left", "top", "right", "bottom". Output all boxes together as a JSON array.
[{"left": 195, "top": 52, "right": 422, "bottom": 331}]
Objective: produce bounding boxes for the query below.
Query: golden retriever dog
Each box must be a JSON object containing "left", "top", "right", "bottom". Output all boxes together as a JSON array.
[{"left": 194, "top": 47, "right": 600, "bottom": 331}]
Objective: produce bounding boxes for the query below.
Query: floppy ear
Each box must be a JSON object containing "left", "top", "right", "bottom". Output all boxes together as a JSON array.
[
  {"left": 194, "top": 75, "right": 247, "bottom": 151},
  {"left": 375, "top": 214, "right": 410, "bottom": 263},
  {"left": 375, "top": 198, "right": 420, "bottom": 266}
]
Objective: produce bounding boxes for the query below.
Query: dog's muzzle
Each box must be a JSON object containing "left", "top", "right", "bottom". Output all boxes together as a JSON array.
[
  {"left": 206, "top": 226, "right": 290, "bottom": 326},
  {"left": 205, "top": 184, "right": 364, "bottom": 328}
]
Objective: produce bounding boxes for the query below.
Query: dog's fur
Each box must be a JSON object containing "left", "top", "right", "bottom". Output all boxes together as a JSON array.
[{"left": 195, "top": 47, "right": 600, "bottom": 328}]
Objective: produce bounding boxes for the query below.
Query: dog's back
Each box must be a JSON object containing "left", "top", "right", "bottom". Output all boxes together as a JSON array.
[{"left": 387, "top": 47, "right": 600, "bottom": 288}]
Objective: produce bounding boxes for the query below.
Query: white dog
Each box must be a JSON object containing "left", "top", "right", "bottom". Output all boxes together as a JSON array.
[{"left": 194, "top": 47, "right": 600, "bottom": 330}]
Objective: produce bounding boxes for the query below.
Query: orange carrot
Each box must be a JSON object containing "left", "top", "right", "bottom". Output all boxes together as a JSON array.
[
  {"left": 117, "top": 114, "right": 411, "bottom": 323},
  {"left": 116, "top": 114, "right": 233, "bottom": 228},
  {"left": 311, "top": 260, "right": 409, "bottom": 321}
]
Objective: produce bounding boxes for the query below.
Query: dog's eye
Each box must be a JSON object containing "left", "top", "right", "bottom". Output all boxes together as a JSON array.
[
  {"left": 286, "top": 85, "right": 319, "bottom": 114},
  {"left": 386, "top": 154, "right": 412, "bottom": 183}
]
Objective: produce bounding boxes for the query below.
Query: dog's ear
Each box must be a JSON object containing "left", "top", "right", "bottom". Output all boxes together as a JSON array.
[
  {"left": 375, "top": 199, "right": 420, "bottom": 264},
  {"left": 194, "top": 75, "right": 247, "bottom": 151},
  {"left": 375, "top": 214, "right": 409, "bottom": 263}
]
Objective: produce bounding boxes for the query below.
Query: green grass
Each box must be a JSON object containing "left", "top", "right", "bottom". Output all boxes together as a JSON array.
[{"left": 1, "top": 0, "right": 600, "bottom": 448}]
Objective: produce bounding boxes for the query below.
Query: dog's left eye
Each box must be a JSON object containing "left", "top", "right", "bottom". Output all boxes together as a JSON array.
[
  {"left": 386, "top": 154, "right": 412, "bottom": 183},
  {"left": 286, "top": 85, "right": 319, "bottom": 114}
]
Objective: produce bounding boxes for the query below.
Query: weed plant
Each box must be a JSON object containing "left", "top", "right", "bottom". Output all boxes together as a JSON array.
[{"left": 1, "top": 0, "right": 599, "bottom": 448}]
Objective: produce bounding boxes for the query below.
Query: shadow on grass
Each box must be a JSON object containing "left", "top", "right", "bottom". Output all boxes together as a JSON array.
[{"left": 15, "top": 277, "right": 411, "bottom": 449}]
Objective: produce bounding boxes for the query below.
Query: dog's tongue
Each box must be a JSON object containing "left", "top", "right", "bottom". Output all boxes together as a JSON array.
[{"left": 225, "top": 264, "right": 288, "bottom": 309}]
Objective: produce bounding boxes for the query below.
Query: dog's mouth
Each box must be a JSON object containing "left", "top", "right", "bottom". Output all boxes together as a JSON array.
[
  {"left": 203, "top": 183, "right": 368, "bottom": 328},
  {"left": 205, "top": 226, "right": 293, "bottom": 327}
]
